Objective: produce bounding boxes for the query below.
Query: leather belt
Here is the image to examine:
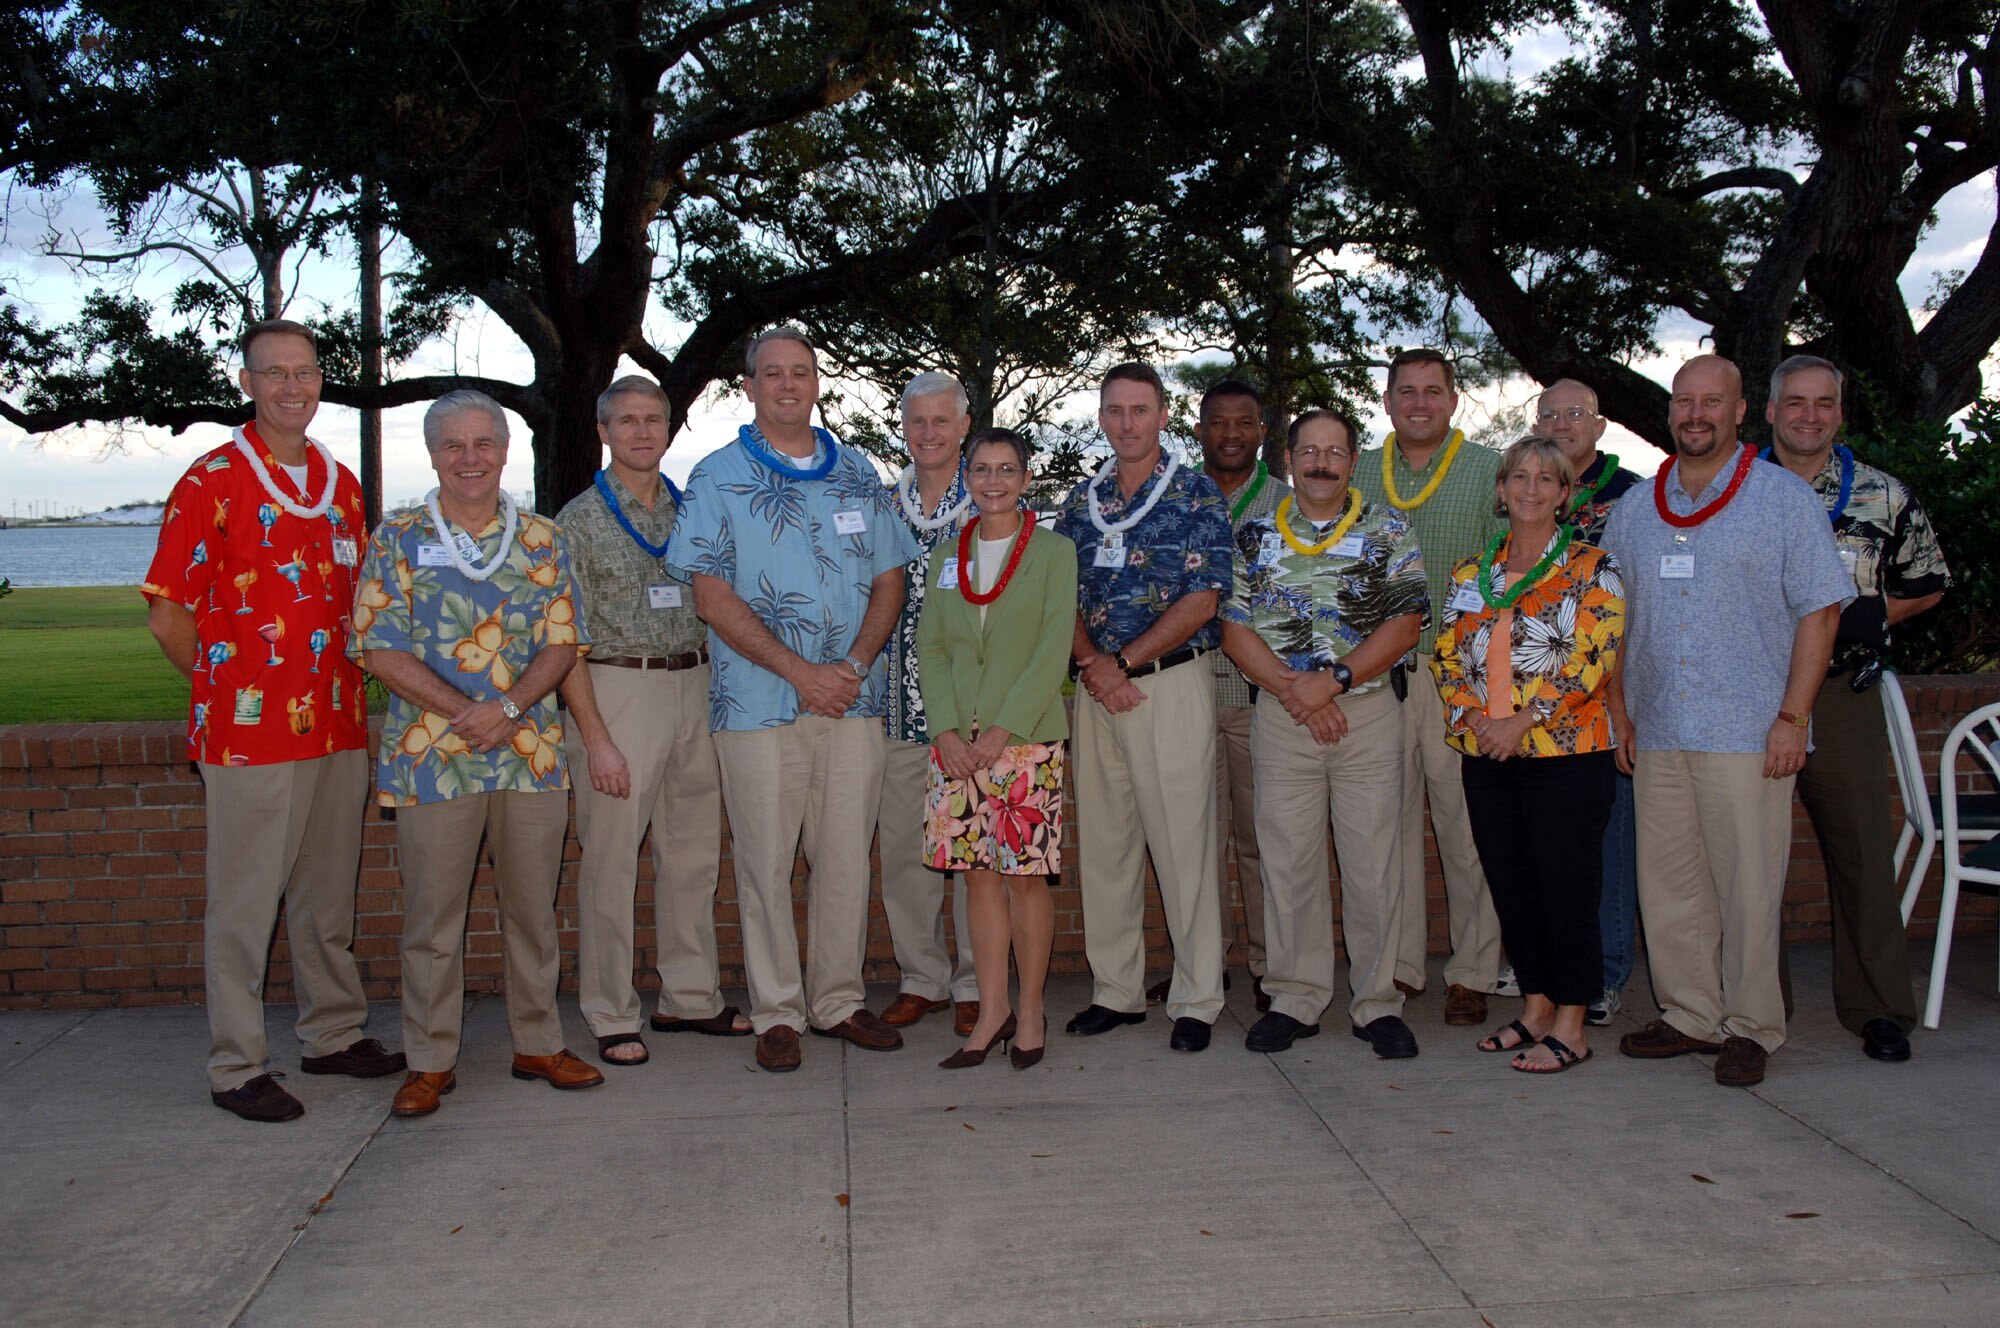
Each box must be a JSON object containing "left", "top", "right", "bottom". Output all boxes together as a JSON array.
[
  {"left": 1125, "top": 646, "right": 1204, "bottom": 676},
  {"left": 590, "top": 647, "right": 709, "bottom": 672}
]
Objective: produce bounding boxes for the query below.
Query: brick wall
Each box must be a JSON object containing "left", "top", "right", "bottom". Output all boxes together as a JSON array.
[{"left": 3, "top": 676, "right": 1997, "bottom": 1010}]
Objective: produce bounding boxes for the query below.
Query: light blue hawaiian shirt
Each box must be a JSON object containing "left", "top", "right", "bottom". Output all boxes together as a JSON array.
[{"left": 666, "top": 438, "right": 918, "bottom": 732}]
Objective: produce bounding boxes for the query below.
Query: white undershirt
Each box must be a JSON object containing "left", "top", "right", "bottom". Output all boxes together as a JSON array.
[
  {"left": 281, "top": 463, "right": 309, "bottom": 490},
  {"left": 974, "top": 535, "right": 1012, "bottom": 625}
]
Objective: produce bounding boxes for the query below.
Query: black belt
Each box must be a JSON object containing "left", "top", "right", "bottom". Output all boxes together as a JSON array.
[
  {"left": 1126, "top": 646, "right": 1205, "bottom": 676},
  {"left": 591, "top": 647, "right": 708, "bottom": 672}
]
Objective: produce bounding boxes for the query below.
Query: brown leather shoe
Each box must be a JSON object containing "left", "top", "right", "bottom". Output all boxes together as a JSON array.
[
  {"left": 301, "top": 1036, "right": 407, "bottom": 1078},
  {"left": 954, "top": 1001, "right": 980, "bottom": 1036},
  {"left": 880, "top": 993, "right": 950, "bottom": 1027},
  {"left": 391, "top": 1070, "right": 455, "bottom": 1117},
  {"left": 211, "top": 1072, "right": 305, "bottom": 1123},
  {"left": 510, "top": 1050, "right": 605, "bottom": 1091},
  {"left": 1443, "top": 984, "right": 1488, "bottom": 1026},
  {"left": 756, "top": 1025, "right": 802, "bottom": 1072},
  {"left": 1394, "top": 979, "right": 1422, "bottom": 999},
  {"left": 811, "top": 1008, "right": 904, "bottom": 1052},
  {"left": 1619, "top": 1018, "right": 1724, "bottom": 1059},
  {"left": 1145, "top": 977, "right": 1171, "bottom": 1005},
  {"left": 1713, "top": 1036, "right": 1768, "bottom": 1087}
]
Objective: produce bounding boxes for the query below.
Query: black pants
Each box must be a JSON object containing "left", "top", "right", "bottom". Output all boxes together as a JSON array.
[{"left": 1461, "top": 750, "right": 1616, "bottom": 1009}]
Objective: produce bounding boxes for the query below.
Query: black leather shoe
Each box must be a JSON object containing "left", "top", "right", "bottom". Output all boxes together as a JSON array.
[
  {"left": 1252, "top": 977, "right": 1271, "bottom": 1013},
  {"left": 1861, "top": 1017, "right": 1912, "bottom": 1062},
  {"left": 301, "top": 1037, "right": 407, "bottom": 1078},
  {"left": 1245, "top": 1011, "right": 1320, "bottom": 1053},
  {"left": 1169, "top": 1017, "right": 1212, "bottom": 1052},
  {"left": 1065, "top": 1004, "right": 1146, "bottom": 1036},
  {"left": 1352, "top": 1015, "right": 1419, "bottom": 1059},
  {"left": 211, "top": 1073, "right": 304, "bottom": 1122}
]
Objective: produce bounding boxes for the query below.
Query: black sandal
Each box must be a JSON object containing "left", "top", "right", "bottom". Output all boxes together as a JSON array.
[
  {"left": 1477, "top": 1019, "right": 1535, "bottom": 1053},
  {"left": 596, "top": 1033, "right": 650, "bottom": 1066},
  {"left": 649, "top": 1004, "right": 752, "bottom": 1037},
  {"left": 1512, "top": 1034, "right": 1593, "bottom": 1074}
]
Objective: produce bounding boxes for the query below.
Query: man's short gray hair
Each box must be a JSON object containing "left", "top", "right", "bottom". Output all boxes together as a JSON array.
[
  {"left": 900, "top": 371, "right": 968, "bottom": 418},
  {"left": 423, "top": 390, "right": 509, "bottom": 450},
  {"left": 744, "top": 325, "right": 818, "bottom": 377},
  {"left": 1769, "top": 354, "right": 1844, "bottom": 407},
  {"left": 596, "top": 374, "right": 669, "bottom": 426}
]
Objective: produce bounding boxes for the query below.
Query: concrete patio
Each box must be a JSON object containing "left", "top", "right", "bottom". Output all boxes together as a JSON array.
[{"left": 3, "top": 937, "right": 1997, "bottom": 1327}]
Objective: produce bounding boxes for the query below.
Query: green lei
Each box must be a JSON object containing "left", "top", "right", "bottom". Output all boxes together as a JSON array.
[{"left": 1476, "top": 526, "right": 1571, "bottom": 610}]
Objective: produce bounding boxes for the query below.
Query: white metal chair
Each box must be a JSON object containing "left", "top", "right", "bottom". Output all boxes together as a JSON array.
[
  {"left": 1883, "top": 672, "right": 1938, "bottom": 923},
  {"left": 1922, "top": 699, "right": 2000, "bottom": 1028}
]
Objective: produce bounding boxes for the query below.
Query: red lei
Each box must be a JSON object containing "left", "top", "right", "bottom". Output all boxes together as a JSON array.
[
  {"left": 956, "top": 511, "right": 1035, "bottom": 606},
  {"left": 1654, "top": 444, "right": 1756, "bottom": 529}
]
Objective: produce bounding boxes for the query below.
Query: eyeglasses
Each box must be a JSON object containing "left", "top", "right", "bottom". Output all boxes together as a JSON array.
[
  {"left": 1535, "top": 406, "right": 1594, "bottom": 423},
  {"left": 1291, "top": 446, "right": 1350, "bottom": 464},
  {"left": 967, "top": 463, "right": 1024, "bottom": 480},
  {"left": 248, "top": 366, "right": 324, "bottom": 386}
]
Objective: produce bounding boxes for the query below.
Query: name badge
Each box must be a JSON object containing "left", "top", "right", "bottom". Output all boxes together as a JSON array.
[
  {"left": 1093, "top": 541, "right": 1127, "bottom": 569},
  {"left": 417, "top": 543, "right": 453, "bottom": 567},
  {"left": 1101, "top": 530, "right": 1124, "bottom": 551},
  {"left": 1258, "top": 534, "right": 1285, "bottom": 567},
  {"left": 452, "top": 531, "right": 481, "bottom": 561},
  {"left": 1448, "top": 583, "right": 1487, "bottom": 614},
  {"left": 332, "top": 537, "right": 360, "bottom": 567},
  {"left": 937, "top": 557, "right": 960, "bottom": 590},
  {"left": 833, "top": 508, "right": 868, "bottom": 535},
  {"left": 1660, "top": 554, "right": 1696, "bottom": 579},
  {"left": 1840, "top": 548, "right": 1859, "bottom": 577},
  {"left": 648, "top": 584, "right": 683, "bottom": 610},
  {"left": 1332, "top": 534, "right": 1365, "bottom": 558}
]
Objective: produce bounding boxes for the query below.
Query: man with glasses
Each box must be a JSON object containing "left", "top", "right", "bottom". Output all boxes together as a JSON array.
[
  {"left": 1222, "top": 410, "right": 1428, "bottom": 1057},
  {"left": 143, "top": 318, "right": 403, "bottom": 1122},
  {"left": 1535, "top": 379, "right": 1642, "bottom": 1027}
]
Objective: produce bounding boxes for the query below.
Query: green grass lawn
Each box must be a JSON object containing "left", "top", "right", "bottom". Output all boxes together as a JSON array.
[{"left": 0, "top": 586, "right": 190, "bottom": 723}]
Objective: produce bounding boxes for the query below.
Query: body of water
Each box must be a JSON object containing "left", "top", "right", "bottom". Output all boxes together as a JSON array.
[{"left": 0, "top": 524, "right": 161, "bottom": 587}]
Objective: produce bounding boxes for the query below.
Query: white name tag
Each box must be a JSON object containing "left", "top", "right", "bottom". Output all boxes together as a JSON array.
[
  {"left": 1093, "top": 542, "right": 1127, "bottom": 569},
  {"left": 1258, "top": 534, "right": 1286, "bottom": 567},
  {"left": 1449, "top": 583, "right": 1487, "bottom": 614},
  {"left": 1332, "top": 534, "right": 1364, "bottom": 558},
  {"left": 1840, "top": 548, "right": 1859, "bottom": 577},
  {"left": 1101, "top": 530, "right": 1124, "bottom": 551},
  {"left": 937, "top": 557, "right": 960, "bottom": 590},
  {"left": 833, "top": 508, "right": 868, "bottom": 535},
  {"left": 332, "top": 537, "right": 360, "bottom": 567},
  {"left": 1660, "top": 554, "right": 1696, "bottom": 579},
  {"left": 647, "top": 584, "right": 683, "bottom": 610},
  {"left": 452, "top": 532, "right": 481, "bottom": 561},
  {"left": 417, "top": 543, "right": 453, "bottom": 567}
]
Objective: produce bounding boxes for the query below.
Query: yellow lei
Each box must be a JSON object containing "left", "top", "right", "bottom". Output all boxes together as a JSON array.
[
  {"left": 1381, "top": 428, "right": 1466, "bottom": 510},
  {"left": 1276, "top": 488, "right": 1363, "bottom": 556}
]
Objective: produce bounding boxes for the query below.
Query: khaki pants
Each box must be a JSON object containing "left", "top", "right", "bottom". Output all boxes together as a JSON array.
[
  {"left": 201, "top": 749, "right": 370, "bottom": 1092},
  {"left": 1251, "top": 688, "right": 1406, "bottom": 1026},
  {"left": 877, "top": 737, "right": 975, "bottom": 1002},
  {"left": 567, "top": 662, "right": 725, "bottom": 1038},
  {"left": 1216, "top": 703, "right": 1267, "bottom": 976},
  {"left": 713, "top": 716, "right": 885, "bottom": 1033},
  {"left": 1074, "top": 658, "right": 1223, "bottom": 1022},
  {"left": 1393, "top": 660, "right": 1502, "bottom": 991},
  {"left": 395, "top": 790, "right": 569, "bottom": 1072},
  {"left": 1634, "top": 749, "right": 1794, "bottom": 1052}
]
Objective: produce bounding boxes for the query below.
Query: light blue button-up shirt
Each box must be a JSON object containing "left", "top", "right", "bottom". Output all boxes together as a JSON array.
[
  {"left": 666, "top": 438, "right": 917, "bottom": 733},
  {"left": 1603, "top": 444, "right": 1852, "bottom": 754}
]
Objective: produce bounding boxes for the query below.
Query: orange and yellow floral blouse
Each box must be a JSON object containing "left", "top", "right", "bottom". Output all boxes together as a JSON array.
[
  {"left": 347, "top": 506, "right": 587, "bottom": 806},
  {"left": 1432, "top": 535, "right": 1624, "bottom": 758}
]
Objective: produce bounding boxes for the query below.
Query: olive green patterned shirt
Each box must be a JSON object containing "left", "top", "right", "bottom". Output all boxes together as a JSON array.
[
  {"left": 1210, "top": 463, "right": 1290, "bottom": 709},
  {"left": 555, "top": 471, "right": 706, "bottom": 658},
  {"left": 1353, "top": 435, "right": 1505, "bottom": 654}
]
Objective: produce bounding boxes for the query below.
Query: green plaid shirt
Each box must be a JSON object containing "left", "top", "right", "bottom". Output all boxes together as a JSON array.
[
  {"left": 1353, "top": 438, "right": 1505, "bottom": 654},
  {"left": 1211, "top": 465, "right": 1290, "bottom": 708}
]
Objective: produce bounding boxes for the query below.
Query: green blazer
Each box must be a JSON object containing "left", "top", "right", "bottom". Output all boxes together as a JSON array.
[{"left": 916, "top": 524, "right": 1078, "bottom": 746}]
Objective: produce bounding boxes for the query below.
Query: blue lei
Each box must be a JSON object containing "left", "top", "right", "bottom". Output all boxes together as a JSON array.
[
  {"left": 594, "top": 469, "right": 681, "bottom": 558},
  {"left": 1760, "top": 444, "right": 1854, "bottom": 524},
  {"left": 740, "top": 423, "right": 838, "bottom": 481}
]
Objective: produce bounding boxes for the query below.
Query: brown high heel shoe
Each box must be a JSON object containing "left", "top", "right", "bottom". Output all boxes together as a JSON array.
[
  {"left": 938, "top": 1013, "right": 1017, "bottom": 1069},
  {"left": 1010, "top": 1017, "right": 1047, "bottom": 1070}
]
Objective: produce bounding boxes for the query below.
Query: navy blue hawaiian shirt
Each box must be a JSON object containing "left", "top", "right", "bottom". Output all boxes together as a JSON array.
[{"left": 1053, "top": 453, "right": 1234, "bottom": 654}]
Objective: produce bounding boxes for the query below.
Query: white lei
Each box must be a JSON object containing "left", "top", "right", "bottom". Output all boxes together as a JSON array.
[
  {"left": 896, "top": 466, "right": 971, "bottom": 532},
  {"left": 232, "top": 426, "right": 337, "bottom": 521},
  {"left": 1086, "top": 450, "right": 1180, "bottom": 535},
  {"left": 425, "top": 488, "right": 519, "bottom": 583}
]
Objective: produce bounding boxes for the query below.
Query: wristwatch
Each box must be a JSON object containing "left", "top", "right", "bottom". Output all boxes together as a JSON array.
[
  {"left": 842, "top": 654, "right": 869, "bottom": 681},
  {"left": 1114, "top": 651, "right": 1135, "bottom": 675},
  {"left": 1329, "top": 661, "right": 1354, "bottom": 693},
  {"left": 1777, "top": 709, "right": 1810, "bottom": 728},
  {"left": 499, "top": 696, "right": 522, "bottom": 722}
]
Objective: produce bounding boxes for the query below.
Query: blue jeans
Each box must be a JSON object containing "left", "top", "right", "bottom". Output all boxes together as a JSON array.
[{"left": 1599, "top": 770, "right": 1638, "bottom": 990}]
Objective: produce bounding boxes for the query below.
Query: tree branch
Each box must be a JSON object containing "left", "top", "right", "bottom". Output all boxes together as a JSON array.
[{"left": 1668, "top": 165, "right": 1803, "bottom": 202}]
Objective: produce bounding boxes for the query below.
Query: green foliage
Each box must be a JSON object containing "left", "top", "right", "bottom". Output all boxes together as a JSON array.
[{"left": 1850, "top": 393, "right": 2000, "bottom": 673}]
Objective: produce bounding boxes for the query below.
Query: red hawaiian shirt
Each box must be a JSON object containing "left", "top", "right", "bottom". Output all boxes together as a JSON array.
[{"left": 142, "top": 424, "right": 369, "bottom": 766}]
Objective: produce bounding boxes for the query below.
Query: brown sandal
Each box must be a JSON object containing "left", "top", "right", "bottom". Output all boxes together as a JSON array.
[
  {"left": 596, "top": 1033, "right": 649, "bottom": 1066},
  {"left": 650, "top": 1005, "right": 751, "bottom": 1037}
]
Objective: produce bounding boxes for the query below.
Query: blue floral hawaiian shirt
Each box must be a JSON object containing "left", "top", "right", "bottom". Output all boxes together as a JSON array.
[
  {"left": 665, "top": 438, "right": 917, "bottom": 732},
  {"left": 1052, "top": 453, "right": 1234, "bottom": 654},
  {"left": 349, "top": 506, "right": 587, "bottom": 806}
]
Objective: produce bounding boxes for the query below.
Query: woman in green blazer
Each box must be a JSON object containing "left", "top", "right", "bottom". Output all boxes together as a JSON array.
[{"left": 917, "top": 427, "right": 1078, "bottom": 1071}]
